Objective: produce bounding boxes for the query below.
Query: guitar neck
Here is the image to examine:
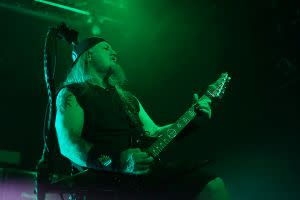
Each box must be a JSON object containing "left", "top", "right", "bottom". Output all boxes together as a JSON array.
[
  {"left": 145, "top": 72, "right": 230, "bottom": 158},
  {"left": 146, "top": 104, "right": 197, "bottom": 158}
]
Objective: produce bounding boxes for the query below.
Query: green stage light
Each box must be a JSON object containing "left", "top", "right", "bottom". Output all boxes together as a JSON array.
[{"left": 34, "top": 0, "right": 91, "bottom": 15}]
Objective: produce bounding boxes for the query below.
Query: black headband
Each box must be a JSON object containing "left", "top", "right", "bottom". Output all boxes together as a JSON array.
[{"left": 72, "top": 37, "right": 106, "bottom": 67}]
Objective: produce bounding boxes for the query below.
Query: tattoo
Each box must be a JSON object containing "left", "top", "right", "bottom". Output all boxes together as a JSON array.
[{"left": 56, "top": 89, "right": 74, "bottom": 113}]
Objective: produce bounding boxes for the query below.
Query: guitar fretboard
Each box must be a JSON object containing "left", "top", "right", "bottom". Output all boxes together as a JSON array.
[{"left": 146, "top": 105, "right": 197, "bottom": 157}]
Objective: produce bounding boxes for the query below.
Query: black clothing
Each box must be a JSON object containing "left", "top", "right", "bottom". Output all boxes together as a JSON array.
[{"left": 64, "top": 83, "right": 144, "bottom": 146}]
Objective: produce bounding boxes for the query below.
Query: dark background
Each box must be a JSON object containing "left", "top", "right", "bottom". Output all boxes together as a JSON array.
[{"left": 0, "top": 0, "right": 299, "bottom": 199}]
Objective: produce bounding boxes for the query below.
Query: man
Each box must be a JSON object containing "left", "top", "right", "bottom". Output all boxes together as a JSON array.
[{"left": 55, "top": 37, "right": 230, "bottom": 199}]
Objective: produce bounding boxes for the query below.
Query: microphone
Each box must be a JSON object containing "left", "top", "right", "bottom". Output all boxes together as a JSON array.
[{"left": 53, "top": 22, "right": 78, "bottom": 44}]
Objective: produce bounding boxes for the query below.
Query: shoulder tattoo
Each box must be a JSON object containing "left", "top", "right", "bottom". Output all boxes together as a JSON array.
[{"left": 56, "top": 89, "right": 76, "bottom": 113}]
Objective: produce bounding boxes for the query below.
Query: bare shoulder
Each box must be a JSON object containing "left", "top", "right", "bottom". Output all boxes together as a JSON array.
[{"left": 56, "top": 88, "right": 79, "bottom": 113}]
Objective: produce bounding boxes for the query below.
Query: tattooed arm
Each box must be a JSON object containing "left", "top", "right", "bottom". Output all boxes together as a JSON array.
[{"left": 55, "top": 88, "right": 93, "bottom": 167}]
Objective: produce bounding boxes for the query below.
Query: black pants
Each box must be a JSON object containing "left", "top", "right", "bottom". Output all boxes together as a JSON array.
[{"left": 113, "top": 160, "right": 217, "bottom": 200}]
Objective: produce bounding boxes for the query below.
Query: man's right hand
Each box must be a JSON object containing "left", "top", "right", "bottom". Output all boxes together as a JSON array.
[{"left": 120, "top": 148, "right": 154, "bottom": 175}]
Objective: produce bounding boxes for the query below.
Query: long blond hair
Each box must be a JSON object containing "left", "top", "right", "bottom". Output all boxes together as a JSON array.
[{"left": 64, "top": 51, "right": 96, "bottom": 86}]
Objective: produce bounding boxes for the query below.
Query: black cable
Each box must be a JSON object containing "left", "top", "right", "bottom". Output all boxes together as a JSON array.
[
  {"left": 42, "top": 27, "right": 56, "bottom": 152},
  {"left": 38, "top": 22, "right": 79, "bottom": 168},
  {"left": 36, "top": 27, "right": 57, "bottom": 200},
  {"left": 36, "top": 23, "right": 79, "bottom": 200},
  {"left": 53, "top": 36, "right": 57, "bottom": 79}
]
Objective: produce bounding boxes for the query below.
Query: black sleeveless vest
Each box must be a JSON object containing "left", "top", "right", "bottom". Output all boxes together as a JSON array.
[{"left": 62, "top": 83, "right": 145, "bottom": 153}]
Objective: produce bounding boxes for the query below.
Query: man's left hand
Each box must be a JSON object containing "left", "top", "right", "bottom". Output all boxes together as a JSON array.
[{"left": 193, "top": 93, "right": 212, "bottom": 119}]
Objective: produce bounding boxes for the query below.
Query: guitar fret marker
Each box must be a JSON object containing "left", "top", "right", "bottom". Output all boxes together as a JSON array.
[{"left": 183, "top": 117, "right": 188, "bottom": 123}]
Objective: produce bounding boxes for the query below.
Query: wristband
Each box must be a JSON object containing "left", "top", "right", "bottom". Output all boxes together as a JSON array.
[{"left": 86, "top": 145, "right": 120, "bottom": 171}]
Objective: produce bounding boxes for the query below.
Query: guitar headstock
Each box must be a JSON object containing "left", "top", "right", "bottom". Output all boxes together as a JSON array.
[{"left": 205, "top": 72, "right": 231, "bottom": 99}]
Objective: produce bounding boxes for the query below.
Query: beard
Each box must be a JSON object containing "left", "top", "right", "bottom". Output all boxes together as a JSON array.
[{"left": 107, "top": 63, "right": 129, "bottom": 90}]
